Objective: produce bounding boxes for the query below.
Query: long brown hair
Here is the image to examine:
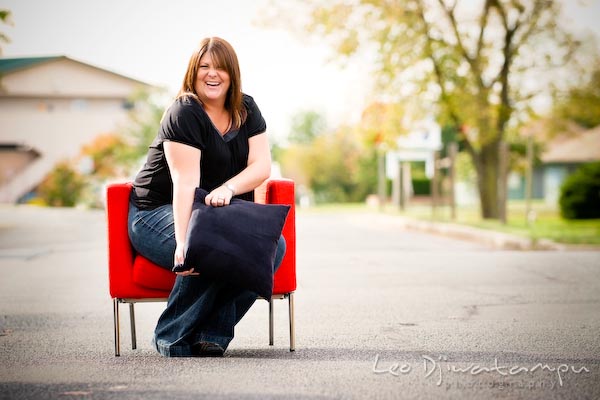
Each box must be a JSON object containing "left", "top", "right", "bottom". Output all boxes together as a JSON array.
[{"left": 177, "top": 37, "right": 247, "bottom": 129}]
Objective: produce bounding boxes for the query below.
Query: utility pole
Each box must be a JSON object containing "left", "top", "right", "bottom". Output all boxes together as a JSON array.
[
  {"left": 498, "top": 141, "right": 509, "bottom": 225},
  {"left": 525, "top": 134, "right": 534, "bottom": 226},
  {"left": 377, "top": 144, "right": 386, "bottom": 211},
  {"left": 431, "top": 151, "right": 440, "bottom": 219},
  {"left": 448, "top": 142, "right": 458, "bottom": 220}
]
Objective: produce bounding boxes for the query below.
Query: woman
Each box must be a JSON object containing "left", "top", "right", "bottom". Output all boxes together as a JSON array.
[{"left": 127, "top": 37, "right": 286, "bottom": 357}]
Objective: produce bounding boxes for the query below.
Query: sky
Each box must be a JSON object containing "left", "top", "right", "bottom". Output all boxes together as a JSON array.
[{"left": 1, "top": 0, "right": 599, "bottom": 142}]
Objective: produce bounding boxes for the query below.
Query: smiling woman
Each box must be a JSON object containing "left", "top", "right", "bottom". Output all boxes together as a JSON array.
[
  {"left": 179, "top": 37, "right": 245, "bottom": 134},
  {"left": 127, "top": 37, "right": 283, "bottom": 357}
]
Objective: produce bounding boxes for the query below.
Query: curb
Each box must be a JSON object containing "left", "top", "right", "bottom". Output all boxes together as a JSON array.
[{"left": 391, "top": 216, "right": 594, "bottom": 251}]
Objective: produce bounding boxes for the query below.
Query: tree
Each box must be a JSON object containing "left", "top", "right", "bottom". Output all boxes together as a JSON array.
[
  {"left": 0, "top": 9, "right": 11, "bottom": 55},
  {"left": 279, "top": 118, "right": 377, "bottom": 203},
  {"left": 267, "top": 0, "right": 580, "bottom": 219},
  {"left": 121, "top": 87, "right": 169, "bottom": 163},
  {"left": 80, "top": 133, "right": 133, "bottom": 178},
  {"left": 289, "top": 110, "right": 326, "bottom": 145},
  {"left": 553, "top": 66, "right": 600, "bottom": 129},
  {"left": 37, "top": 161, "right": 86, "bottom": 207}
]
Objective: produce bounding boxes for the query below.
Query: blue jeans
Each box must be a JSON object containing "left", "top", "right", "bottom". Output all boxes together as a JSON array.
[{"left": 128, "top": 201, "right": 286, "bottom": 356}]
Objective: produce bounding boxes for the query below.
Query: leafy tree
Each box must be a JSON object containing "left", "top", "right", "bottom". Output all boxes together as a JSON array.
[
  {"left": 304, "top": 126, "right": 366, "bottom": 202},
  {"left": 37, "top": 161, "right": 86, "bottom": 207},
  {"left": 553, "top": 66, "right": 600, "bottom": 129},
  {"left": 280, "top": 124, "right": 376, "bottom": 203},
  {"left": 0, "top": 9, "right": 11, "bottom": 55},
  {"left": 80, "top": 133, "right": 132, "bottom": 178},
  {"left": 359, "top": 101, "right": 407, "bottom": 148},
  {"left": 279, "top": 110, "right": 327, "bottom": 190},
  {"left": 121, "top": 87, "right": 169, "bottom": 166},
  {"left": 289, "top": 110, "right": 326, "bottom": 145},
  {"left": 267, "top": 0, "right": 581, "bottom": 219}
]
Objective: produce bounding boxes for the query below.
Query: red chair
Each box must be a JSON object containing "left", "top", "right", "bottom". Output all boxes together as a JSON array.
[{"left": 106, "top": 179, "right": 296, "bottom": 356}]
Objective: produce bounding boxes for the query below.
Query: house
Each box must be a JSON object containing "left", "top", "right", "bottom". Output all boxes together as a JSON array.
[
  {"left": 536, "top": 125, "right": 600, "bottom": 204},
  {"left": 0, "top": 56, "right": 154, "bottom": 203},
  {"left": 506, "top": 125, "right": 600, "bottom": 204},
  {"left": 385, "top": 118, "right": 443, "bottom": 205}
]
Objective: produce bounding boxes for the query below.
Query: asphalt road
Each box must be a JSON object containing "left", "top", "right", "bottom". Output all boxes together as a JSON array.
[{"left": 0, "top": 205, "right": 599, "bottom": 400}]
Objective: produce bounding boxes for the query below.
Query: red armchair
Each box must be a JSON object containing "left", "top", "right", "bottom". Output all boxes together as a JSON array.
[{"left": 106, "top": 179, "right": 296, "bottom": 356}]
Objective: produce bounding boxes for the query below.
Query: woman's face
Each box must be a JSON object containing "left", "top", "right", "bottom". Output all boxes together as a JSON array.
[{"left": 195, "top": 52, "right": 231, "bottom": 104}]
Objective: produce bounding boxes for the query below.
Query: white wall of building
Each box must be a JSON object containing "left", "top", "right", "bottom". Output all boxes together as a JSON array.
[{"left": 0, "top": 57, "right": 151, "bottom": 202}]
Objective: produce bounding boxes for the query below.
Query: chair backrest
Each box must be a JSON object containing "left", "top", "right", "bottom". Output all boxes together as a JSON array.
[{"left": 106, "top": 180, "right": 297, "bottom": 298}]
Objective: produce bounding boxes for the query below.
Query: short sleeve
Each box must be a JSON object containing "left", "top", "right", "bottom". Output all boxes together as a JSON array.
[
  {"left": 158, "top": 97, "right": 207, "bottom": 150},
  {"left": 243, "top": 95, "right": 267, "bottom": 138}
]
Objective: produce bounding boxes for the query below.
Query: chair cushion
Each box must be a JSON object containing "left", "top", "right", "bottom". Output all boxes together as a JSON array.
[
  {"left": 183, "top": 187, "right": 290, "bottom": 299},
  {"left": 133, "top": 256, "right": 176, "bottom": 291}
]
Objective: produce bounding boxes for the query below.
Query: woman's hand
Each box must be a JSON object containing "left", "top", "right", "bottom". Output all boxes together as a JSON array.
[
  {"left": 174, "top": 244, "right": 198, "bottom": 276},
  {"left": 205, "top": 185, "right": 233, "bottom": 207}
]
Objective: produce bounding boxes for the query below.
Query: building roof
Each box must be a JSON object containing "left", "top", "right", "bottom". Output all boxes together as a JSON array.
[
  {"left": 0, "top": 55, "right": 152, "bottom": 87},
  {"left": 0, "top": 56, "right": 63, "bottom": 74},
  {"left": 542, "top": 125, "right": 600, "bottom": 164}
]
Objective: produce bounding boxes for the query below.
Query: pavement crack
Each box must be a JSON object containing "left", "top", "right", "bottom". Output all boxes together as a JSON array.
[{"left": 515, "top": 266, "right": 577, "bottom": 285}]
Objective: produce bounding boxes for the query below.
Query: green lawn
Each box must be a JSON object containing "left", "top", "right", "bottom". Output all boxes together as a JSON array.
[
  {"left": 301, "top": 200, "right": 600, "bottom": 245},
  {"left": 397, "top": 201, "right": 600, "bottom": 245}
]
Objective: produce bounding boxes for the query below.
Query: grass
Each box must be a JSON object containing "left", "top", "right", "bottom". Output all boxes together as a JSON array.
[{"left": 301, "top": 200, "right": 600, "bottom": 245}]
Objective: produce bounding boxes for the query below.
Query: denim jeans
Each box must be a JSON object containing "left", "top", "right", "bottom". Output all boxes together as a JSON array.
[{"left": 128, "top": 200, "right": 286, "bottom": 356}]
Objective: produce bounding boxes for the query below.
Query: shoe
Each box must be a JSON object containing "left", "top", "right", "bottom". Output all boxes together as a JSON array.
[{"left": 191, "top": 341, "right": 225, "bottom": 357}]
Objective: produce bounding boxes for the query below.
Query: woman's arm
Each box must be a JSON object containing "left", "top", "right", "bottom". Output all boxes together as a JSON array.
[
  {"left": 164, "top": 141, "right": 200, "bottom": 275},
  {"left": 205, "top": 132, "right": 271, "bottom": 206}
]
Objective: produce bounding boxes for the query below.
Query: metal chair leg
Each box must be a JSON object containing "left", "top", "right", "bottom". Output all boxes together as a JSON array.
[
  {"left": 269, "top": 298, "right": 274, "bottom": 346},
  {"left": 113, "top": 298, "right": 120, "bottom": 357},
  {"left": 129, "top": 303, "right": 137, "bottom": 350},
  {"left": 288, "top": 292, "right": 295, "bottom": 352}
]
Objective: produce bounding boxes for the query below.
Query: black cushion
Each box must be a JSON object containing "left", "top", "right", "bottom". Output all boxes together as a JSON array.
[{"left": 182, "top": 187, "right": 290, "bottom": 298}]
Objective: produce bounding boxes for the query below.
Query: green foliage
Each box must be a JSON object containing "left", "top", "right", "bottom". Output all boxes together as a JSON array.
[
  {"left": 37, "top": 161, "right": 86, "bottom": 207},
  {"left": 121, "top": 87, "right": 169, "bottom": 164},
  {"left": 559, "top": 162, "right": 600, "bottom": 220},
  {"left": 359, "top": 102, "right": 407, "bottom": 148},
  {"left": 301, "top": 127, "right": 362, "bottom": 203},
  {"left": 280, "top": 123, "right": 377, "bottom": 203},
  {"left": 412, "top": 178, "right": 431, "bottom": 196},
  {"left": 554, "top": 68, "right": 600, "bottom": 129},
  {"left": 0, "top": 9, "right": 12, "bottom": 54},
  {"left": 267, "top": 0, "right": 584, "bottom": 219},
  {"left": 289, "top": 110, "right": 326, "bottom": 145},
  {"left": 80, "top": 134, "right": 132, "bottom": 178}
]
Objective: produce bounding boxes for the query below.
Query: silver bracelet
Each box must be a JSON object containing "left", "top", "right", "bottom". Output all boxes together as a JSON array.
[{"left": 224, "top": 183, "right": 236, "bottom": 196}]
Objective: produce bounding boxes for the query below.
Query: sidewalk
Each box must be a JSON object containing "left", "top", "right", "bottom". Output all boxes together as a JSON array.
[{"left": 1, "top": 205, "right": 599, "bottom": 399}]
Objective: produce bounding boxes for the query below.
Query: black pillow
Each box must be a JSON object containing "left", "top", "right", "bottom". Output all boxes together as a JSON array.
[{"left": 182, "top": 187, "right": 290, "bottom": 298}]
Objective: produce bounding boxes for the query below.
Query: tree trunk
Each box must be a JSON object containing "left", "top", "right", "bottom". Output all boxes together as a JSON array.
[{"left": 475, "top": 141, "right": 500, "bottom": 219}]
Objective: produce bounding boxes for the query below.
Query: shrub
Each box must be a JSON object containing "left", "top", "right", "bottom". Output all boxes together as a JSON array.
[
  {"left": 412, "top": 178, "right": 431, "bottom": 195},
  {"left": 559, "top": 162, "right": 600, "bottom": 219},
  {"left": 37, "top": 161, "right": 86, "bottom": 207}
]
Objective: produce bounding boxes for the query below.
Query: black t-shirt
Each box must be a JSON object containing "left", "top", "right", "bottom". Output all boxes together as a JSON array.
[{"left": 131, "top": 94, "right": 267, "bottom": 210}]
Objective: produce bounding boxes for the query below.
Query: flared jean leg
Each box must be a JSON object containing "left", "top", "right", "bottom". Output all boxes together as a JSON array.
[
  {"left": 152, "top": 274, "right": 227, "bottom": 357},
  {"left": 149, "top": 229, "right": 287, "bottom": 356},
  {"left": 194, "top": 235, "right": 287, "bottom": 351},
  {"left": 194, "top": 288, "right": 258, "bottom": 350}
]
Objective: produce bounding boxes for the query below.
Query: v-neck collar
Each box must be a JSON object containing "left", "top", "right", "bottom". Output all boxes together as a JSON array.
[
  {"left": 198, "top": 104, "right": 239, "bottom": 143},
  {"left": 221, "top": 128, "right": 239, "bottom": 143}
]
